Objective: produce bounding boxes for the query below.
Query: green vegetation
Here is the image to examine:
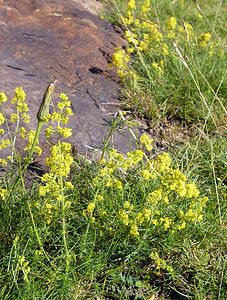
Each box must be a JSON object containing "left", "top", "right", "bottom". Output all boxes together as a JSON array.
[{"left": 0, "top": 0, "right": 226, "bottom": 299}]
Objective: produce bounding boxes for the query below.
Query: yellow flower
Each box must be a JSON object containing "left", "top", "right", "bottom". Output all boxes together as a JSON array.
[
  {"left": 22, "top": 112, "right": 30, "bottom": 124},
  {"left": 141, "top": 0, "right": 150, "bottom": 14},
  {"left": 45, "top": 126, "right": 54, "bottom": 138},
  {"left": 166, "top": 17, "right": 177, "bottom": 31},
  {"left": 123, "top": 201, "right": 131, "bottom": 209},
  {"left": 154, "top": 152, "right": 172, "bottom": 173},
  {"left": 177, "top": 221, "right": 186, "bottom": 230},
  {"left": 0, "top": 139, "right": 11, "bottom": 150},
  {"left": 119, "top": 209, "right": 130, "bottom": 225},
  {"left": 198, "top": 32, "right": 211, "bottom": 47},
  {"left": 96, "top": 195, "right": 103, "bottom": 202},
  {"left": 11, "top": 113, "right": 18, "bottom": 123},
  {"left": 126, "top": 150, "right": 144, "bottom": 165},
  {"left": 0, "top": 92, "right": 7, "bottom": 104},
  {"left": 140, "top": 133, "right": 153, "bottom": 151},
  {"left": 51, "top": 112, "right": 62, "bottom": 122},
  {"left": 128, "top": 0, "right": 136, "bottom": 10},
  {"left": 141, "top": 169, "right": 152, "bottom": 180},
  {"left": 147, "top": 189, "right": 162, "bottom": 204},
  {"left": 0, "top": 188, "right": 8, "bottom": 200},
  {"left": 19, "top": 127, "right": 27, "bottom": 138},
  {"left": 12, "top": 87, "right": 26, "bottom": 104},
  {"left": 152, "top": 60, "right": 164, "bottom": 75},
  {"left": 143, "top": 208, "right": 152, "bottom": 221},
  {"left": 65, "top": 181, "right": 74, "bottom": 190},
  {"left": 45, "top": 202, "right": 53, "bottom": 210},
  {"left": 160, "top": 217, "right": 173, "bottom": 230},
  {"left": 57, "top": 126, "right": 72, "bottom": 138},
  {"left": 46, "top": 142, "right": 73, "bottom": 177},
  {"left": 87, "top": 202, "right": 95, "bottom": 214},
  {"left": 186, "top": 183, "right": 200, "bottom": 198},
  {"left": 162, "top": 43, "right": 169, "bottom": 55},
  {"left": 130, "top": 223, "right": 139, "bottom": 237}
]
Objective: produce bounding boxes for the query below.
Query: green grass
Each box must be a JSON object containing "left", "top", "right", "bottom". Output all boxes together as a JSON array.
[
  {"left": 105, "top": 0, "right": 226, "bottom": 130},
  {"left": 0, "top": 0, "right": 226, "bottom": 299}
]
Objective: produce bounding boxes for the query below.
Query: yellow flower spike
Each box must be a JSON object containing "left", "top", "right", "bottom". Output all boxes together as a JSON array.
[
  {"left": 0, "top": 139, "right": 11, "bottom": 150},
  {"left": 162, "top": 43, "right": 169, "bottom": 55},
  {"left": 166, "top": 17, "right": 177, "bottom": 31},
  {"left": 126, "top": 150, "right": 144, "bottom": 165},
  {"left": 0, "top": 92, "right": 7, "bottom": 104},
  {"left": 22, "top": 113, "right": 30, "bottom": 124},
  {"left": 12, "top": 87, "right": 26, "bottom": 104},
  {"left": 57, "top": 126, "right": 72, "bottom": 138},
  {"left": 143, "top": 208, "right": 152, "bottom": 221},
  {"left": 152, "top": 219, "right": 158, "bottom": 226},
  {"left": 0, "top": 159, "right": 7, "bottom": 165},
  {"left": 141, "top": 169, "right": 152, "bottom": 180},
  {"left": 46, "top": 142, "right": 73, "bottom": 177},
  {"left": 140, "top": 133, "right": 153, "bottom": 151},
  {"left": 96, "top": 195, "right": 103, "bottom": 202},
  {"left": 136, "top": 212, "right": 144, "bottom": 224},
  {"left": 123, "top": 201, "right": 131, "bottom": 209},
  {"left": 51, "top": 112, "right": 62, "bottom": 122},
  {"left": 130, "top": 223, "right": 139, "bottom": 237},
  {"left": 65, "top": 107, "right": 73, "bottom": 116},
  {"left": 11, "top": 113, "right": 18, "bottom": 123},
  {"left": 0, "top": 188, "right": 8, "bottom": 200},
  {"left": 57, "top": 101, "right": 65, "bottom": 110},
  {"left": 128, "top": 0, "right": 136, "bottom": 10},
  {"left": 198, "top": 32, "right": 211, "bottom": 47},
  {"left": 119, "top": 210, "right": 130, "bottom": 226},
  {"left": 186, "top": 183, "right": 200, "bottom": 198},
  {"left": 141, "top": 0, "right": 150, "bottom": 14},
  {"left": 112, "top": 179, "right": 123, "bottom": 190},
  {"left": 65, "top": 181, "right": 74, "bottom": 190},
  {"left": 45, "top": 126, "right": 54, "bottom": 138},
  {"left": 59, "top": 93, "right": 69, "bottom": 102},
  {"left": 87, "top": 202, "right": 95, "bottom": 214},
  {"left": 177, "top": 221, "right": 186, "bottom": 230},
  {"left": 35, "top": 145, "right": 42, "bottom": 156},
  {"left": 45, "top": 202, "right": 53, "bottom": 210},
  {"left": 147, "top": 189, "right": 162, "bottom": 205}
]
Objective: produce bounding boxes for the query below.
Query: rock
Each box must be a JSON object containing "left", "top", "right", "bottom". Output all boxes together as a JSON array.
[{"left": 0, "top": 0, "right": 138, "bottom": 166}]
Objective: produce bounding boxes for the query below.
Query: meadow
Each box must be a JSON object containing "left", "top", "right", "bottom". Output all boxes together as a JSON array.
[{"left": 0, "top": 0, "right": 226, "bottom": 299}]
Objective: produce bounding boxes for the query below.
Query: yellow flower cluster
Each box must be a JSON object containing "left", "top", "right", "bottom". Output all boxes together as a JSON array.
[
  {"left": 111, "top": 0, "right": 223, "bottom": 82},
  {"left": 150, "top": 251, "right": 173, "bottom": 273},
  {"left": 92, "top": 136, "right": 206, "bottom": 238},
  {"left": 45, "top": 93, "right": 73, "bottom": 138},
  {"left": 0, "top": 92, "right": 7, "bottom": 104},
  {"left": 46, "top": 142, "right": 73, "bottom": 177},
  {"left": 140, "top": 133, "right": 153, "bottom": 151},
  {"left": 35, "top": 93, "right": 74, "bottom": 224},
  {"left": 11, "top": 87, "right": 30, "bottom": 124},
  {"left": 198, "top": 32, "right": 211, "bottom": 47},
  {"left": 94, "top": 148, "right": 145, "bottom": 190},
  {"left": 0, "top": 87, "right": 35, "bottom": 166},
  {"left": 111, "top": 48, "right": 130, "bottom": 79},
  {"left": 17, "top": 255, "right": 31, "bottom": 283},
  {"left": 38, "top": 141, "right": 74, "bottom": 223},
  {"left": 0, "top": 188, "right": 8, "bottom": 200}
]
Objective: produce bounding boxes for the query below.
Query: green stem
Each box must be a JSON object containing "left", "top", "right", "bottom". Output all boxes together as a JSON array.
[
  {"left": 100, "top": 126, "right": 115, "bottom": 162},
  {"left": 22, "top": 121, "right": 44, "bottom": 171}
]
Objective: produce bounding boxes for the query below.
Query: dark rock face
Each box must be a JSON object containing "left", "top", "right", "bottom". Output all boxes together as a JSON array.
[{"left": 0, "top": 0, "right": 134, "bottom": 164}]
